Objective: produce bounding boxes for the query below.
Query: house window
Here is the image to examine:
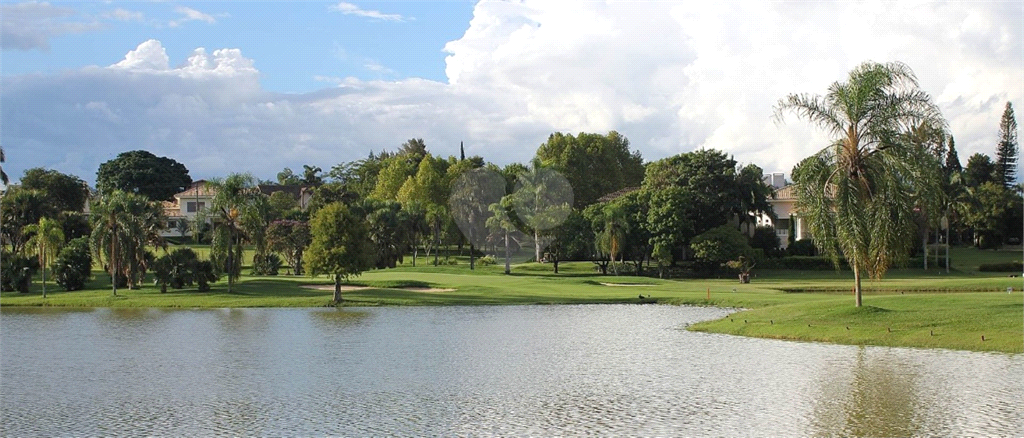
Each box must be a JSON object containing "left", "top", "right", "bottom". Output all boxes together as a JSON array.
[{"left": 186, "top": 202, "right": 205, "bottom": 213}]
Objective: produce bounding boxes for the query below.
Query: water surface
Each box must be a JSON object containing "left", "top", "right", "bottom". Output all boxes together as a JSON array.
[{"left": 1, "top": 305, "right": 1021, "bottom": 436}]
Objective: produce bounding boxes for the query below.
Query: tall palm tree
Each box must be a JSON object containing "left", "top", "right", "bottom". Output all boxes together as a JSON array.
[
  {"left": 89, "top": 190, "right": 165, "bottom": 295},
  {"left": 23, "top": 217, "right": 65, "bottom": 298},
  {"left": 775, "top": 61, "right": 945, "bottom": 307},
  {"left": 201, "top": 174, "right": 259, "bottom": 292},
  {"left": 598, "top": 203, "right": 629, "bottom": 276}
]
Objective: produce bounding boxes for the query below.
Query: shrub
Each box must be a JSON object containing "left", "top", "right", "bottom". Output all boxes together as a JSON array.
[
  {"left": 978, "top": 262, "right": 1024, "bottom": 272},
  {"left": 195, "top": 260, "right": 218, "bottom": 291},
  {"left": 252, "top": 253, "right": 283, "bottom": 276},
  {"left": 691, "top": 225, "right": 755, "bottom": 275},
  {"left": 750, "top": 226, "right": 781, "bottom": 257},
  {"left": 1, "top": 252, "right": 38, "bottom": 293},
  {"left": 787, "top": 239, "right": 818, "bottom": 256},
  {"left": 53, "top": 237, "right": 92, "bottom": 291},
  {"left": 477, "top": 255, "right": 496, "bottom": 266}
]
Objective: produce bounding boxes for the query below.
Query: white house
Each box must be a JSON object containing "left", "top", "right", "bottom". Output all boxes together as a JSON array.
[
  {"left": 160, "top": 181, "right": 314, "bottom": 238},
  {"left": 758, "top": 173, "right": 808, "bottom": 249}
]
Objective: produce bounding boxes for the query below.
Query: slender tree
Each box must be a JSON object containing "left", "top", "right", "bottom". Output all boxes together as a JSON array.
[
  {"left": 305, "top": 202, "right": 375, "bottom": 303},
  {"left": 995, "top": 102, "right": 1019, "bottom": 188},
  {"left": 775, "top": 61, "right": 945, "bottom": 307},
  {"left": 0, "top": 146, "right": 8, "bottom": 185},
  {"left": 23, "top": 217, "right": 65, "bottom": 298},
  {"left": 201, "top": 174, "right": 260, "bottom": 292}
]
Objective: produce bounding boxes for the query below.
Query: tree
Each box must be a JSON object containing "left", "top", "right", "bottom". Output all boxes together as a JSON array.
[
  {"left": 449, "top": 167, "right": 506, "bottom": 270},
  {"left": 0, "top": 146, "right": 7, "bottom": 185},
  {"left": 201, "top": 173, "right": 261, "bottom": 292},
  {"left": 507, "top": 158, "right": 574, "bottom": 263},
  {"left": 19, "top": 168, "right": 90, "bottom": 213},
  {"left": 1, "top": 187, "right": 55, "bottom": 254},
  {"left": 691, "top": 225, "right": 754, "bottom": 276},
  {"left": 775, "top": 61, "right": 945, "bottom": 307},
  {"left": 964, "top": 153, "right": 997, "bottom": 188},
  {"left": 23, "top": 217, "right": 65, "bottom": 297},
  {"left": 96, "top": 150, "right": 192, "bottom": 201},
  {"left": 535, "top": 131, "right": 644, "bottom": 207},
  {"left": 53, "top": 237, "right": 92, "bottom": 291},
  {"left": 89, "top": 190, "right": 166, "bottom": 294},
  {"left": 370, "top": 156, "right": 416, "bottom": 201},
  {"left": 944, "top": 136, "right": 962, "bottom": 176},
  {"left": 305, "top": 202, "right": 375, "bottom": 303},
  {"left": 399, "top": 138, "right": 428, "bottom": 167},
  {"left": 277, "top": 168, "right": 301, "bottom": 185},
  {"left": 267, "top": 220, "right": 312, "bottom": 275},
  {"left": 361, "top": 198, "right": 409, "bottom": 269},
  {"left": 302, "top": 164, "right": 324, "bottom": 186},
  {"left": 995, "top": 102, "right": 1019, "bottom": 188},
  {"left": 959, "top": 182, "right": 1016, "bottom": 248},
  {"left": 486, "top": 199, "right": 519, "bottom": 274}
]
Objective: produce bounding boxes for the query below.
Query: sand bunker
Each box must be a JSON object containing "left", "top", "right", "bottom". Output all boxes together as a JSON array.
[
  {"left": 599, "top": 282, "right": 656, "bottom": 287},
  {"left": 302, "top": 285, "right": 455, "bottom": 293}
]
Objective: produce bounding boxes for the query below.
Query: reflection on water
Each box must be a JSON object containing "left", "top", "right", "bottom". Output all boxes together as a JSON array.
[{"left": 1, "top": 305, "right": 1021, "bottom": 436}]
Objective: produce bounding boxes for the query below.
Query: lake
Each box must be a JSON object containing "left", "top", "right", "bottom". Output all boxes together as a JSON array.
[{"left": 1, "top": 305, "right": 1021, "bottom": 436}]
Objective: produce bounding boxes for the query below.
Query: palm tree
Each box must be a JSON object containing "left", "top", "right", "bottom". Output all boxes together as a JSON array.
[
  {"left": 775, "top": 61, "right": 945, "bottom": 307},
  {"left": 23, "top": 217, "right": 65, "bottom": 298},
  {"left": 201, "top": 174, "right": 259, "bottom": 292},
  {"left": 597, "top": 203, "right": 629, "bottom": 276},
  {"left": 89, "top": 190, "right": 165, "bottom": 295},
  {"left": 0, "top": 145, "right": 8, "bottom": 186}
]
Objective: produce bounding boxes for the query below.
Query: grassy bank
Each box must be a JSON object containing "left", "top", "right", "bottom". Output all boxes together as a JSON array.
[{"left": 1, "top": 246, "right": 1021, "bottom": 353}]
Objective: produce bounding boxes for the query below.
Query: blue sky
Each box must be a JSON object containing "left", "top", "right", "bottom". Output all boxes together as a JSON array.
[{"left": 2, "top": 1, "right": 1022, "bottom": 185}]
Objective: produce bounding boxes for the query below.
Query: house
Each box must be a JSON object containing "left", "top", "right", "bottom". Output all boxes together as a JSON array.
[
  {"left": 758, "top": 173, "right": 808, "bottom": 249},
  {"left": 160, "top": 181, "right": 314, "bottom": 237}
]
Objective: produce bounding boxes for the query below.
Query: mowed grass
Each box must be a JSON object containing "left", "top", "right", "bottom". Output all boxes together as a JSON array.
[{"left": 2, "top": 245, "right": 1021, "bottom": 353}]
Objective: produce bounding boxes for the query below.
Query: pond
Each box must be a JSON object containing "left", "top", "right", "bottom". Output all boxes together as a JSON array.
[{"left": 1, "top": 305, "right": 1021, "bottom": 436}]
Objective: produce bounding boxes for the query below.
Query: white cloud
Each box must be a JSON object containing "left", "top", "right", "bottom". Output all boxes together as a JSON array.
[
  {"left": 1, "top": 2, "right": 101, "bottom": 50},
  {"left": 1, "top": 2, "right": 1021, "bottom": 185},
  {"left": 169, "top": 6, "right": 218, "bottom": 28},
  {"left": 103, "top": 8, "right": 144, "bottom": 22},
  {"left": 329, "top": 2, "right": 409, "bottom": 22}
]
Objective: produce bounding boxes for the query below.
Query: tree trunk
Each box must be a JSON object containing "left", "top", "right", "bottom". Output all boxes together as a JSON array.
[
  {"left": 434, "top": 219, "right": 440, "bottom": 266},
  {"left": 470, "top": 244, "right": 475, "bottom": 270},
  {"left": 333, "top": 274, "right": 342, "bottom": 303},
  {"left": 853, "top": 264, "right": 863, "bottom": 307},
  {"left": 111, "top": 225, "right": 118, "bottom": 297},
  {"left": 923, "top": 228, "right": 928, "bottom": 270},
  {"left": 553, "top": 252, "right": 559, "bottom": 274},
  {"left": 412, "top": 242, "right": 417, "bottom": 267},
  {"left": 40, "top": 255, "right": 46, "bottom": 298},
  {"left": 536, "top": 230, "right": 542, "bottom": 263},
  {"left": 504, "top": 231, "right": 511, "bottom": 275}
]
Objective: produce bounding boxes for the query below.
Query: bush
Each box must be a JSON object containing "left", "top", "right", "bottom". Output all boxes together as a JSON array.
[
  {"left": 750, "top": 226, "right": 781, "bottom": 257},
  {"left": 477, "top": 255, "right": 496, "bottom": 266},
  {"left": 195, "top": 260, "right": 218, "bottom": 291},
  {"left": 252, "top": 253, "right": 283, "bottom": 276},
  {"left": 691, "top": 225, "right": 755, "bottom": 275},
  {"left": 53, "top": 237, "right": 92, "bottom": 291},
  {"left": 1, "top": 252, "right": 38, "bottom": 293},
  {"left": 152, "top": 247, "right": 219, "bottom": 292},
  {"left": 979, "top": 262, "right": 1024, "bottom": 272},
  {"left": 787, "top": 239, "right": 818, "bottom": 256}
]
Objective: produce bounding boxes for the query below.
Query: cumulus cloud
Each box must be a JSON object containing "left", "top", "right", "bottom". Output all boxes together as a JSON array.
[
  {"left": 1, "top": 2, "right": 1021, "bottom": 185},
  {"left": 103, "top": 8, "right": 144, "bottom": 22},
  {"left": 1, "top": 2, "right": 101, "bottom": 50},
  {"left": 329, "top": 2, "right": 409, "bottom": 22}
]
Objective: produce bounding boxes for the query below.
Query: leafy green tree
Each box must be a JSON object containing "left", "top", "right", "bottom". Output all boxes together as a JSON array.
[
  {"left": 486, "top": 199, "right": 519, "bottom": 274},
  {"left": 691, "top": 225, "right": 754, "bottom": 276},
  {"left": 96, "top": 150, "right": 192, "bottom": 201},
  {"left": 267, "top": 220, "right": 312, "bottom": 275},
  {"left": 302, "top": 164, "right": 324, "bottom": 186},
  {"left": 1, "top": 187, "right": 55, "bottom": 254},
  {"left": 328, "top": 151, "right": 395, "bottom": 199},
  {"left": 277, "top": 167, "right": 301, "bottom": 185},
  {"left": 19, "top": 168, "right": 90, "bottom": 213},
  {"left": 23, "top": 217, "right": 65, "bottom": 297},
  {"left": 1, "top": 250, "right": 37, "bottom": 293},
  {"left": 995, "top": 102, "right": 1018, "bottom": 188},
  {"left": 964, "top": 153, "right": 998, "bottom": 188},
  {"left": 448, "top": 167, "right": 505, "bottom": 270},
  {"left": 535, "top": 131, "right": 644, "bottom": 207},
  {"left": 361, "top": 198, "right": 409, "bottom": 269},
  {"left": 399, "top": 138, "right": 428, "bottom": 167},
  {"left": 750, "top": 226, "right": 781, "bottom": 257},
  {"left": 776, "top": 61, "right": 945, "bottom": 307},
  {"left": 507, "top": 158, "right": 573, "bottom": 263},
  {"left": 305, "top": 202, "right": 375, "bottom": 303},
  {"left": 53, "top": 237, "right": 92, "bottom": 291},
  {"left": 0, "top": 146, "right": 7, "bottom": 185},
  {"left": 370, "top": 155, "right": 416, "bottom": 201},
  {"left": 959, "top": 182, "right": 1016, "bottom": 248}
]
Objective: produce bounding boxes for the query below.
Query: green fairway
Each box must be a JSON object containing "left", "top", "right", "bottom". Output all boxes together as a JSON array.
[{"left": 2, "top": 246, "right": 1022, "bottom": 353}]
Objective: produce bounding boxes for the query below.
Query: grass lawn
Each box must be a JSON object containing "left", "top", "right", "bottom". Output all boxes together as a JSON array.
[{"left": 2, "top": 245, "right": 1021, "bottom": 353}]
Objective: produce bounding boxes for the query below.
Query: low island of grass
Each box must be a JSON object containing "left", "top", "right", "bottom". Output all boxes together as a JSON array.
[{"left": 2, "top": 246, "right": 1021, "bottom": 353}]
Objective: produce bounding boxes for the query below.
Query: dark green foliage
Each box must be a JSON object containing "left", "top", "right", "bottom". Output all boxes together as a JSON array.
[
  {"left": 750, "top": 226, "right": 781, "bottom": 257},
  {"left": 252, "top": 253, "right": 283, "bottom": 276},
  {"left": 19, "top": 168, "right": 90, "bottom": 213},
  {"left": 152, "top": 247, "right": 219, "bottom": 292},
  {"left": 195, "top": 260, "right": 217, "bottom": 291},
  {"left": 1, "top": 187, "right": 55, "bottom": 254},
  {"left": 53, "top": 237, "right": 92, "bottom": 291},
  {"left": 96, "top": 150, "right": 192, "bottom": 201},
  {"left": 535, "top": 131, "right": 644, "bottom": 208},
  {"left": 690, "top": 225, "right": 755, "bottom": 275},
  {"left": 964, "top": 153, "right": 998, "bottom": 188},
  {"left": 1, "top": 251, "right": 38, "bottom": 293},
  {"left": 305, "top": 202, "right": 376, "bottom": 302},
  {"left": 995, "top": 102, "right": 1018, "bottom": 188},
  {"left": 787, "top": 239, "right": 818, "bottom": 256},
  {"left": 978, "top": 261, "right": 1024, "bottom": 272},
  {"left": 57, "top": 211, "right": 91, "bottom": 242},
  {"left": 267, "top": 220, "right": 311, "bottom": 275}
]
